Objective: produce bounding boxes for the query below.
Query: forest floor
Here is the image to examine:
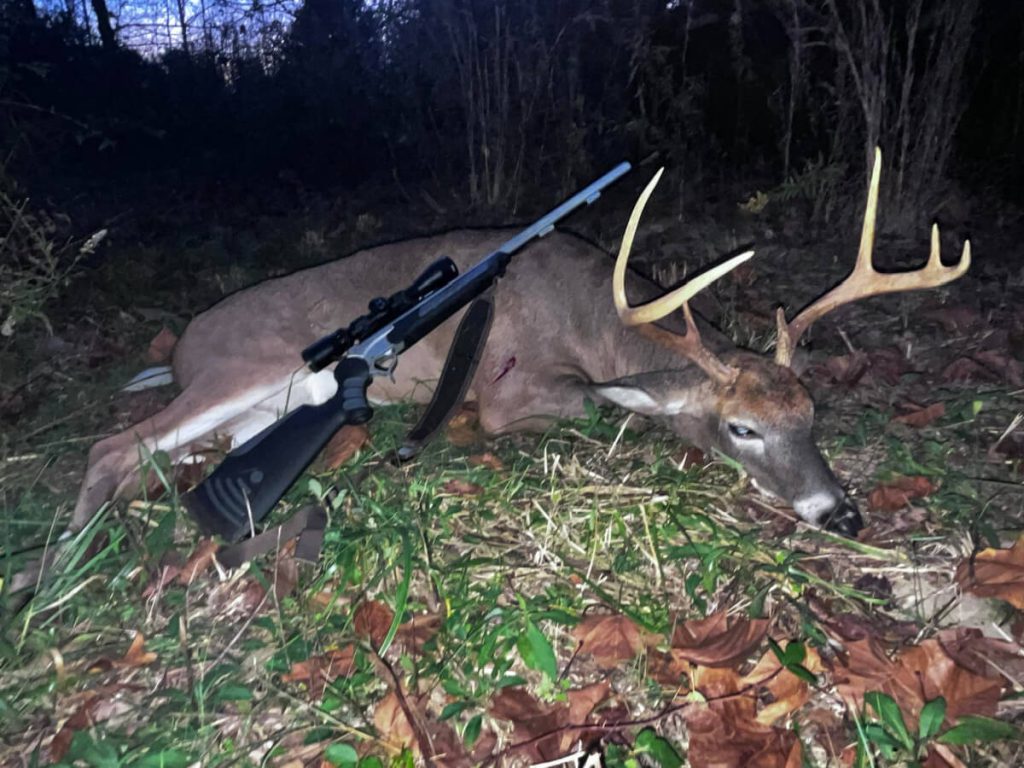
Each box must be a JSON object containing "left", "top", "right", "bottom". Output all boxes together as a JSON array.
[{"left": 2, "top": 177, "right": 1024, "bottom": 767}]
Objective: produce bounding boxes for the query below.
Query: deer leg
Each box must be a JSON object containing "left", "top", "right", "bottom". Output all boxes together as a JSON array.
[{"left": 72, "top": 368, "right": 336, "bottom": 532}]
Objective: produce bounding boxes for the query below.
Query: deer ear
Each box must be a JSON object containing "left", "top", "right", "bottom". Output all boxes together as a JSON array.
[{"left": 592, "top": 375, "right": 689, "bottom": 416}]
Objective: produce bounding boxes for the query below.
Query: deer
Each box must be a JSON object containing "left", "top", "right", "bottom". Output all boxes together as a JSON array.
[{"left": 62, "top": 149, "right": 969, "bottom": 561}]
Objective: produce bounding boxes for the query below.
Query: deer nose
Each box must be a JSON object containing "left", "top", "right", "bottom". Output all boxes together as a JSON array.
[
  {"left": 793, "top": 491, "right": 863, "bottom": 537},
  {"left": 820, "top": 496, "right": 863, "bottom": 537}
]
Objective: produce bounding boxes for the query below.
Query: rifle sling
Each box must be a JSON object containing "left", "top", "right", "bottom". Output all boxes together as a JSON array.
[
  {"left": 396, "top": 294, "right": 494, "bottom": 462},
  {"left": 217, "top": 503, "right": 327, "bottom": 569}
]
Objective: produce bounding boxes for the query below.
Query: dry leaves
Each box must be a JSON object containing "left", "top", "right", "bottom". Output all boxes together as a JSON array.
[
  {"left": 145, "top": 327, "right": 178, "bottom": 364},
  {"left": 321, "top": 424, "right": 370, "bottom": 469},
  {"left": 892, "top": 402, "right": 945, "bottom": 428},
  {"left": 670, "top": 610, "right": 769, "bottom": 668},
  {"left": 867, "top": 475, "right": 936, "bottom": 512},
  {"left": 280, "top": 646, "right": 357, "bottom": 699},
  {"left": 832, "top": 635, "right": 1003, "bottom": 726},
  {"left": 396, "top": 612, "right": 443, "bottom": 654},
  {"left": 467, "top": 452, "right": 504, "bottom": 471},
  {"left": 956, "top": 535, "right": 1024, "bottom": 610},
  {"left": 177, "top": 538, "right": 220, "bottom": 585},
  {"left": 445, "top": 402, "right": 480, "bottom": 446},
  {"left": 685, "top": 664, "right": 803, "bottom": 768},
  {"left": 353, "top": 599, "right": 395, "bottom": 648},
  {"left": 89, "top": 631, "right": 158, "bottom": 673},
  {"left": 50, "top": 685, "right": 141, "bottom": 761},
  {"left": 373, "top": 690, "right": 471, "bottom": 767},
  {"left": 572, "top": 614, "right": 648, "bottom": 669},
  {"left": 489, "top": 683, "right": 614, "bottom": 764},
  {"left": 442, "top": 478, "right": 484, "bottom": 496}
]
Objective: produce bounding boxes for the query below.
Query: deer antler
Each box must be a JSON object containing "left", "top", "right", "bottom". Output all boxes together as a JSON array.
[
  {"left": 775, "top": 147, "right": 971, "bottom": 367},
  {"left": 614, "top": 168, "right": 754, "bottom": 386}
]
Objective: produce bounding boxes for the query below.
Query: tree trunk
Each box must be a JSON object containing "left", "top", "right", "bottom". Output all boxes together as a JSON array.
[{"left": 90, "top": 0, "right": 116, "bottom": 50}]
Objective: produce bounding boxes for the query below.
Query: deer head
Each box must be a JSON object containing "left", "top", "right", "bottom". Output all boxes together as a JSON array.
[{"left": 594, "top": 151, "right": 970, "bottom": 536}]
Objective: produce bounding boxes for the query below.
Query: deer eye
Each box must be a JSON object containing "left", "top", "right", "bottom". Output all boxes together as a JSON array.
[{"left": 728, "top": 423, "right": 760, "bottom": 439}]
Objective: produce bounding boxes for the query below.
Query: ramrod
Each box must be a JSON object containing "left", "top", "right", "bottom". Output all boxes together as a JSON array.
[{"left": 72, "top": 150, "right": 968, "bottom": 539}]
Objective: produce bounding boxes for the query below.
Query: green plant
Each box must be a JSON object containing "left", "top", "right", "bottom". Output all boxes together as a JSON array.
[{"left": 854, "top": 693, "right": 1023, "bottom": 766}]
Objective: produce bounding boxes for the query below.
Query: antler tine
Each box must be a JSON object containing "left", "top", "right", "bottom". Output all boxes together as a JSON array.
[
  {"left": 613, "top": 168, "right": 754, "bottom": 326},
  {"left": 613, "top": 168, "right": 754, "bottom": 385},
  {"left": 775, "top": 147, "right": 971, "bottom": 367}
]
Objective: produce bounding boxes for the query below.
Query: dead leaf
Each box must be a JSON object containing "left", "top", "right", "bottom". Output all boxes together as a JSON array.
[
  {"left": 572, "top": 614, "right": 647, "bottom": 669},
  {"left": 373, "top": 690, "right": 421, "bottom": 753},
  {"left": 50, "top": 685, "right": 139, "bottom": 762},
  {"left": 892, "top": 402, "right": 945, "bottom": 428},
  {"left": 935, "top": 627, "right": 1024, "bottom": 681},
  {"left": 145, "top": 327, "right": 178, "bottom": 364},
  {"left": 442, "top": 478, "right": 484, "bottom": 496},
  {"left": 832, "top": 635, "right": 1003, "bottom": 726},
  {"left": 374, "top": 690, "right": 470, "bottom": 767},
  {"left": 867, "top": 475, "right": 936, "bottom": 512},
  {"left": 974, "top": 349, "right": 1024, "bottom": 387},
  {"left": 177, "top": 538, "right": 220, "bottom": 584},
  {"left": 489, "top": 684, "right": 613, "bottom": 763},
  {"left": 353, "top": 599, "right": 395, "bottom": 648},
  {"left": 924, "top": 304, "right": 984, "bottom": 334},
  {"left": 396, "top": 612, "right": 443, "bottom": 654},
  {"left": 281, "top": 646, "right": 357, "bottom": 698},
  {"left": 670, "top": 610, "right": 769, "bottom": 668},
  {"left": 818, "top": 352, "right": 870, "bottom": 387},
  {"left": 956, "top": 535, "right": 1024, "bottom": 610},
  {"left": 742, "top": 644, "right": 823, "bottom": 726},
  {"left": 675, "top": 446, "right": 706, "bottom": 469},
  {"left": 685, "top": 665, "right": 802, "bottom": 768},
  {"left": 942, "top": 356, "right": 1000, "bottom": 384},
  {"left": 446, "top": 402, "right": 479, "bottom": 446},
  {"left": 321, "top": 424, "right": 370, "bottom": 470},
  {"left": 119, "top": 631, "right": 157, "bottom": 668},
  {"left": 468, "top": 452, "right": 504, "bottom": 471}
]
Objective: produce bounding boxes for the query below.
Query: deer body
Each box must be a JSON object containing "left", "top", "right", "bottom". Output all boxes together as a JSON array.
[
  {"left": 74, "top": 227, "right": 859, "bottom": 537},
  {"left": 74, "top": 150, "right": 971, "bottom": 545}
]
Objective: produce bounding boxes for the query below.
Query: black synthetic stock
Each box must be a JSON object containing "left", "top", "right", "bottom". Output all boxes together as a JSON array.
[{"left": 182, "top": 357, "right": 372, "bottom": 541}]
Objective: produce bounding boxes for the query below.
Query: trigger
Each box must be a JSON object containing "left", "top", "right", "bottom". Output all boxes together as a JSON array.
[{"left": 373, "top": 352, "right": 399, "bottom": 382}]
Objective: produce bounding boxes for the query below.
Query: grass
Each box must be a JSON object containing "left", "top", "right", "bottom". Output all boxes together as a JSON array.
[
  {"left": 2, "top": 207, "right": 1024, "bottom": 765},
  {"left": 2, "top": 381, "right": 1023, "bottom": 766}
]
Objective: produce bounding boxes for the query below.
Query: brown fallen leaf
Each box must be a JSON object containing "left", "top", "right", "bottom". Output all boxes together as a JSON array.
[
  {"left": 892, "top": 402, "right": 945, "bottom": 428},
  {"left": 956, "top": 535, "right": 1024, "bottom": 610},
  {"left": 321, "top": 424, "right": 370, "bottom": 470},
  {"left": 467, "top": 452, "right": 504, "bottom": 471},
  {"left": 832, "top": 635, "right": 1003, "bottom": 726},
  {"left": 742, "top": 644, "right": 823, "bottom": 726},
  {"left": 489, "top": 683, "right": 613, "bottom": 763},
  {"left": 867, "top": 475, "right": 936, "bottom": 512},
  {"left": 50, "top": 685, "right": 140, "bottom": 762},
  {"left": 145, "top": 327, "right": 178, "bottom": 364},
  {"left": 396, "top": 612, "right": 443, "bottom": 654},
  {"left": 177, "top": 538, "right": 220, "bottom": 584},
  {"left": 674, "top": 446, "right": 706, "bottom": 469},
  {"left": 374, "top": 690, "right": 470, "bottom": 767},
  {"left": 942, "top": 356, "right": 1000, "bottom": 384},
  {"left": 442, "top": 478, "right": 484, "bottom": 496},
  {"left": 89, "top": 631, "right": 158, "bottom": 673},
  {"left": 281, "top": 646, "right": 357, "bottom": 699},
  {"left": 974, "top": 349, "right": 1024, "bottom": 387},
  {"left": 445, "top": 402, "right": 479, "bottom": 447},
  {"left": 670, "top": 610, "right": 769, "bottom": 668},
  {"left": 353, "top": 599, "right": 395, "bottom": 648},
  {"left": 572, "top": 613, "right": 647, "bottom": 669},
  {"left": 685, "top": 665, "right": 802, "bottom": 768}
]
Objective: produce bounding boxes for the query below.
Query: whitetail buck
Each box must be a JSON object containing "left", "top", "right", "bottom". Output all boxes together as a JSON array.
[{"left": 71, "top": 149, "right": 968, "bottom": 544}]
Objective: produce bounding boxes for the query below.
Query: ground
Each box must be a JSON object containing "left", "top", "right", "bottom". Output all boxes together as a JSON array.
[{"left": 2, "top": 188, "right": 1024, "bottom": 767}]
